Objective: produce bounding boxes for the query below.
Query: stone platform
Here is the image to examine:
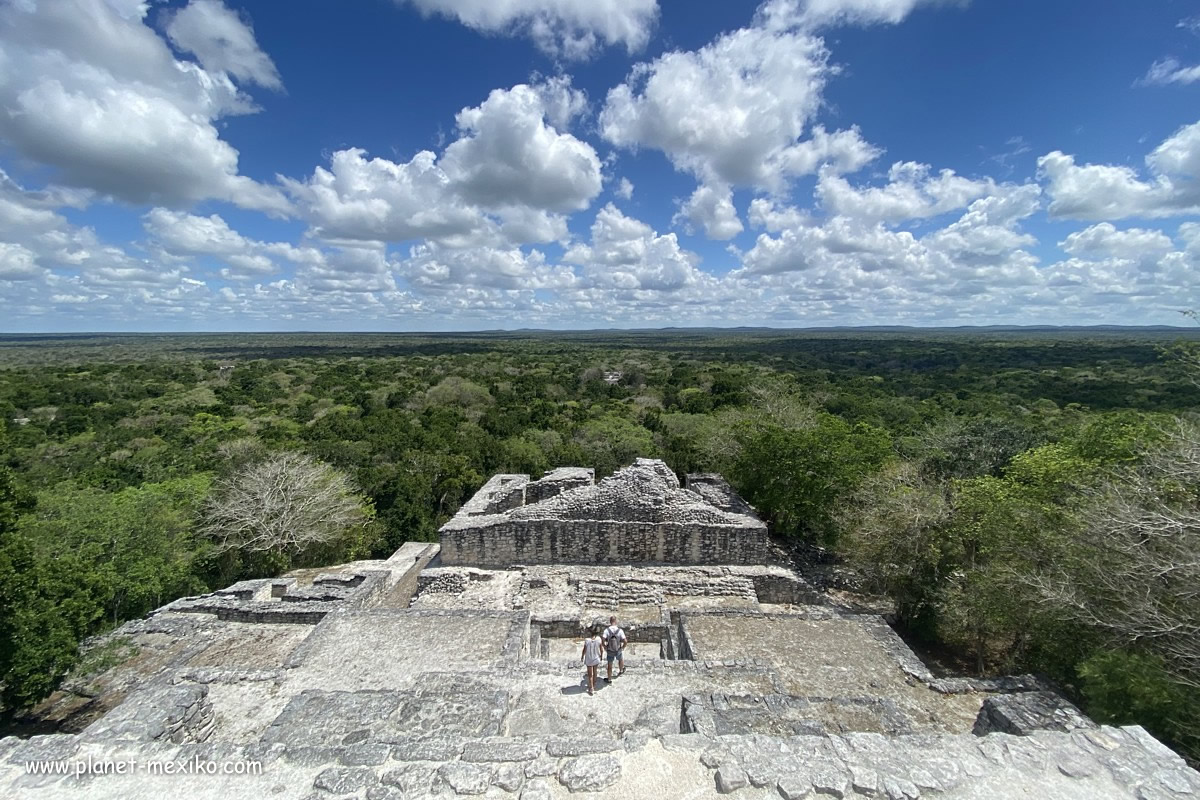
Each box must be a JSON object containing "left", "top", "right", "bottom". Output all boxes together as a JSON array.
[{"left": 3, "top": 463, "right": 1198, "bottom": 799}]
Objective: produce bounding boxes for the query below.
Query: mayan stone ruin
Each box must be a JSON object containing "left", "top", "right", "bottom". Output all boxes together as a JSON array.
[
  {"left": 439, "top": 459, "right": 768, "bottom": 567},
  {"left": 2, "top": 458, "right": 1198, "bottom": 799}
]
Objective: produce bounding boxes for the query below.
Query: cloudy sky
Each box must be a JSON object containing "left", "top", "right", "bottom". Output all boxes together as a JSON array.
[{"left": 1, "top": 0, "right": 1198, "bottom": 331}]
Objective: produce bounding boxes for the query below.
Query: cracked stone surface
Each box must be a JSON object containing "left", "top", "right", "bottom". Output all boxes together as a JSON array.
[
  {"left": 557, "top": 754, "right": 622, "bottom": 792},
  {"left": 683, "top": 614, "right": 985, "bottom": 734},
  {"left": 438, "top": 761, "right": 491, "bottom": 795},
  {"left": 313, "top": 765, "right": 377, "bottom": 793}
]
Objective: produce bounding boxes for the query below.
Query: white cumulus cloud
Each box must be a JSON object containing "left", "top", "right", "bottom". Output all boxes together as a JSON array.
[
  {"left": 282, "top": 149, "right": 486, "bottom": 245},
  {"left": 143, "top": 207, "right": 324, "bottom": 279},
  {"left": 1059, "top": 222, "right": 1175, "bottom": 261},
  {"left": 675, "top": 184, "right": 744, "bottom": 240},
  {"left": 566, "top": 204, "right": 705, "bottom": 291},
  {"left": 761, "top": 0, "right": 958, "bottom": 30},
  {"left": 442, "top": 82, "right": 602, "bottom": 213},
  {"left": 164, "top": 0, "right": 282, "bottom": 89},
  {"left": 0, "top": 0, "right": 288, "bottom": 212},
  {"left": 399, "top": 0, "right": 658, "bottom": 59},
  {"left": 284, "top": 79, "right": 600, "bottom": 246},
  {"left": 400, "top": 242, "right": 577, "bottom": 292},
  {"left": 1038, "top": 120, "right": 1200, "bottom": 219},
  {"left": 599, "top": 15, "right": 875, "bottom": 192},
  {"left": 817, "top": 161, "right": 998, "bottom": 224},
  {"left": 0, "top": 242, "right": 42, "bottom": 281}
]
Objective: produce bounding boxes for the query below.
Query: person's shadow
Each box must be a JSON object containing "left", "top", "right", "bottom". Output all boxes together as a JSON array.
[{"left": 560, "top": 666, "right": 607, "bottom": 695}]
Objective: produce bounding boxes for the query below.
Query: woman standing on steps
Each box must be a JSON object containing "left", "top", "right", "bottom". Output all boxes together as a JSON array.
[{"left": 581, "top": 624, "right": 603, "bottom": 696}]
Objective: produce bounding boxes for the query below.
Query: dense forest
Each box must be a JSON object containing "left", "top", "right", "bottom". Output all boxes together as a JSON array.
[{"left": 0, "top": 328, "right": 1197, "bottom": 760}]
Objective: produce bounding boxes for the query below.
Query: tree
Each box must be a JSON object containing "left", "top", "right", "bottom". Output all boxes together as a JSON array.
[
  {"left": 1034, "top": 420, "right": 1200, "bottom": 689},
  {"left": 935, "top": 474, "right": 1056, "bottom": 672},
  {"left": 574, "top": 414, "right": 657, "bottom": 477},
  {"left": 911, "top": 416, "right": 1044, "bottom": 481},
  {"left": 839, "top": 463, "right": 950, "bottom": 629},
  {"left": 201, "top": 452, "right": 374, "bottom": 567},
  {"left": 419, "top": 377, "right": 493, "bottom": 420},
  {"left": 731, "top": 413, "right": 892, "bottom": 543},
  {"left": 0, "top": 456, "right": 105, "bottom": 712},
  {"left": 17, "top": 476, "right": 212, "bottom": 622}
]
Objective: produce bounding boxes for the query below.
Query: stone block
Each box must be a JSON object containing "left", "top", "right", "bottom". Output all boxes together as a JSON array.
[
  {"left": 391, "top": 738, "right": 465, "bottom": 762},
  {"left": 882, "top": 775, "right": 921, "bottom": 800},
  {"left": 366, "top": 787, "right": 406, "bottom": 800},
  {"left": 849, "top": 765, "right": 880, "bottom": 795},
  {"left": 716, "top": 763, "right": 750, "bottom": 793},
  {"left": 546, "top": 738, "right": 622, "bottom": 757},
  {"left": 972, "top": 692, "right": 1095, "bottom": 736},
  {"left": 438, "top": 762, "right": 492, "bottom": 795},
  {"left": 521, "top": 778, "right": 553, "bottom": 800},
  {"left": 313, "top": 766, "right": 378, "bottom": 793},
  {"left": 380, "top": 764, "right": 435, "bottom": 795},
  {"left": 461, "top": 738, "right": 543, "bottom": 763},
  {"left": 338, "top": 744, "right": 391, "bottom": 766},
  {"left": 776, "top": 776, "right": 813, "bottom": 799},
  {"left": 525, "top": 754, "right": 559, "bottom": 778},
  {"left": 495, "top": 763, "right": 524, "bottom": 792},
  {"left": 809, "top": 765, "right": 850, "bottom": 798},
  {"left": 557, "top": 754, "right": 621, "bottom": 792}
]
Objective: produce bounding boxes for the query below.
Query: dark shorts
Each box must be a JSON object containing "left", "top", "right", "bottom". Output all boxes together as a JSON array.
[{"left": 606, "top": 649, "right": 623, "bottom": 663}]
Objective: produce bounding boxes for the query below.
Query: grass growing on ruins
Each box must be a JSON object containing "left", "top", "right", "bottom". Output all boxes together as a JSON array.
[{"left": 71, "top": 638, "right": 138, "bottom": 685}]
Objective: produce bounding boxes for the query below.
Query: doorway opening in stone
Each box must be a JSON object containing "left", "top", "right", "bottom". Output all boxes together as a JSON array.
[{"left": 528, "top": 619, "right": 676, "bottom": 663}]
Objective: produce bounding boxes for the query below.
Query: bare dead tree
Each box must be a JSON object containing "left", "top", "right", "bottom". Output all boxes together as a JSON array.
[
  {"left": 1031, "top": 419, "right": 1200, "bottom": 688},
  {"left": 201, "top": 451, "right": 371, "bottom": 557}
]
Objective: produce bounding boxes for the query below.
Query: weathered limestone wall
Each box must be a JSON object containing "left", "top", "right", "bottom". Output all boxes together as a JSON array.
[
  {"left": 440, "top": 460, "right": 768, "bottom": 568},
  {"left": 82, "top": 685, "right": 215, "bottom": 744},
  {"left": 683, "top": 474, "right": 756, "bottom": 516},
  {"left": 750, "top": 573, "right": 823, "bottom": 605},
  {"left": 380, "top": 542, "right": 441, "bottom": 607},
  {"left": 440, "top": 519, "right": 767, "bottom": 567},
  {"left": 460, "top": 474, "right": 529, "bottom": 516},
  {"left": 525, "top": 467, "right": 594, "bottom": 504},
  {"left": 158, "top": 545, "right": 439, "bottom": 623}
]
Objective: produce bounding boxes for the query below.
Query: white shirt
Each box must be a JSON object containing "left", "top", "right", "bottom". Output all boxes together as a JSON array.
[{"left": 582, "top": 636, "right": 603, "bottom": 666}]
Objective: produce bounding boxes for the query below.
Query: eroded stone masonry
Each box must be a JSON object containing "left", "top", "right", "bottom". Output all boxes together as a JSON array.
[
  {"left": 2, "top": 458, "right": 1197, "bottom": 799},
  {"left": 439, "top": 459, "right": 768, "bottom": 567}
]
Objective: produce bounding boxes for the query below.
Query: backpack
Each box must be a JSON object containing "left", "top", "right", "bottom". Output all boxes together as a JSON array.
[{"left": 605, "top": 626, "right": 623, "bottom": 654}]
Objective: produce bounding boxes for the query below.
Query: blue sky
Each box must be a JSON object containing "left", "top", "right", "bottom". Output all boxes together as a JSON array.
[{"left": 1, "top": 0, "right": 1199, "bottom": 331}]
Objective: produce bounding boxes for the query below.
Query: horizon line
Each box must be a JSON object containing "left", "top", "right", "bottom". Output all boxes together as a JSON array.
[{"left": 2, "top": 323, "right": 1200, "bottom": 337}]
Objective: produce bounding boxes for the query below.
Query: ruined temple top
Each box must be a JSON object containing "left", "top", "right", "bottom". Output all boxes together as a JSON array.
[{"left": 438, "top": 458, "right": 768, "bottom": 567}]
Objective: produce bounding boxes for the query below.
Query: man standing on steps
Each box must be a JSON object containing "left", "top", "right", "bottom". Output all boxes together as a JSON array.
[{"left": 602, "top": 615, "right": 627, "bottom": 682}]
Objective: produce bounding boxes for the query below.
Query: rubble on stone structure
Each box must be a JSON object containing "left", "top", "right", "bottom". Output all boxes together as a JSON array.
[
  {"left": 440, "top": 458, "right": 769, "bottom": 567},
  {"left": 2, "top": 458, "right": 1197, "bottom": 799}
]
